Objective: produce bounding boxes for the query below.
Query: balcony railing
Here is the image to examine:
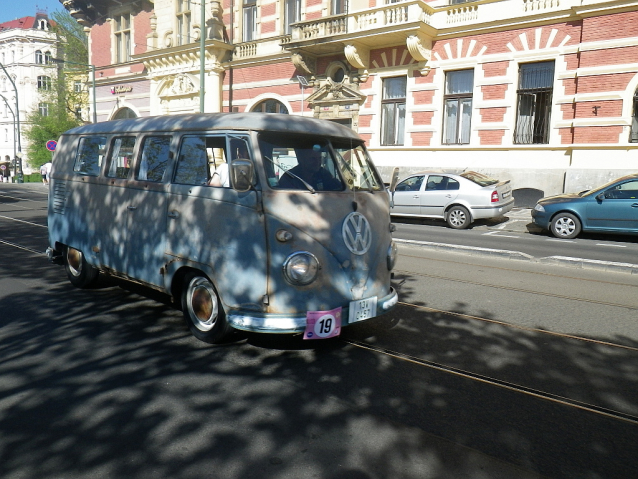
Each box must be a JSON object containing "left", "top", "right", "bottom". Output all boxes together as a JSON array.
[{"left": 289, "top": 1, "right": 433, "bottom": 42}]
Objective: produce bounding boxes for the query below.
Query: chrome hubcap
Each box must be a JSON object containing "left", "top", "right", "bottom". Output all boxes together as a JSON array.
[
  {"left": 187, "top": 277, "right": 218, "bottom": 332},
  {"left": 66, "top": 248, "right": 83, "bottom": 277},
  {"left": 450, "top": 210, "right": 466, "bottom": 227},
  {"left": 555, "top": 218, "right": 575, "bottom": 236}
]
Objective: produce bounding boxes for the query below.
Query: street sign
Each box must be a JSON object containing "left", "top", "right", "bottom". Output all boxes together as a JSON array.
[
  {"left": 46, "top": 140, "right": 57, "bottom": 151},
  {"left": 0, "top": 165, "right": 5, "bottom": 170}
]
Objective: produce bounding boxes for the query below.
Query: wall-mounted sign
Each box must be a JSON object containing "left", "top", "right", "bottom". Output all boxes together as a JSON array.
[{"left": 111, "top": 85, "right": 133, "bottom": 94}]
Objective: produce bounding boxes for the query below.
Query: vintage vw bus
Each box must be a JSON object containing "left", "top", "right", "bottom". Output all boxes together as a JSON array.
[{"left": 47, "top": 113, "right": 398, "bottom": 343}]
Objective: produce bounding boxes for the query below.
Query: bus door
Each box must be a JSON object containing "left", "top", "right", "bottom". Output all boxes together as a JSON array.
[
  {"left": 165, "top": 134, "right": 268, "bottom": 310},
  {"left": 123, "top": 135, "right": 173, "bottom": 287}
]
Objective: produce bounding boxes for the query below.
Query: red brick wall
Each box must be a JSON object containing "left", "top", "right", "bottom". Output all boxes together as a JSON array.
[
  {"left": 412, "top": 111, "right": 434, "bottom": 125},
  {"left": 413, "top": 90, "right": 435, "bottom": 104},
  {"left": 582, "top": 11, "right": 638, "bottom": 42},
  {"left": 479, "top": 107, "right": 506, "bottom": 122},
  {"left": 133, "top": 10, "right": 152, "bottom": 55},
  {"left": 574, "top": 100, "right": 623, "bottom": 118},
  {"left": 482, "top": 61, "right": 509, "bottom": 77},
  {"left": 411, "top": 131, "right": 433, "bottom": 146},
  {"left": 563, "top": 53, "right": 579, "bottom": 71},
  {"left": 478, "top": 130, "right": 505, "bottom": 145},
  {"left": 481, "top": 84, "right": 508, "bottom": 101},
  {"left": 414, "top": 69, "right": 437, "bottom": 84},
  {"left": 559, "top": 128, "right": 574, "bottom": 144},
  {"left": 561, "top": 103, "right": 576, "bottom": 121},
  {"left": 562, "top": 78, "right": 577, "bottom": 96},
  {"left": 261, "top": 3, "right": 276, "bottom": 16},
  {"left": 580, "top": 46, "right": 638, "bottom": 68},
  {"left": 359, "top": 114, "right": 372, "bottom": 128},
  {"left": 576, "top": 73, "right": 635, "bottom": 94},
  {"left": 261, "top": 20, "right": 276, "bottom": 34},
  {"left": 91, "top": 22, "right": 111, "bottom": 67},
  {"left": 573, "top": 126, "right": 623, "bottom": 143}
]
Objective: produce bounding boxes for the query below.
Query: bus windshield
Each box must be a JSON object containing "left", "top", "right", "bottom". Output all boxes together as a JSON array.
[{"left": 259, "top": 133, "right": 382, "bottom": 192}]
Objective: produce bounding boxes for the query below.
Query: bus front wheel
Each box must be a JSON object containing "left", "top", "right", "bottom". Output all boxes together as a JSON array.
[{"left": 181, "top": 272, "right": 234, "bottom": 344}]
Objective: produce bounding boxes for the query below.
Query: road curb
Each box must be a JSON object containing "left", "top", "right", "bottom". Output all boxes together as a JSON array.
[
  {"left": 395, "top": 238, "right": 535, "bottom": 262},
  {"left": 396, "top": 239, "right": 638, "bottom": 275},
  {"left": 539, "top": 256, "right": 638, "bottom": 275}
]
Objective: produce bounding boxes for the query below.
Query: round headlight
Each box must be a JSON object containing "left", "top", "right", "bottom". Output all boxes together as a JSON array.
[
  {"left": 387, "top": 241, "right": 398, "bottom": 271},
  {"left": 283, "top": 252, "right": 320, "bottom": 285}
]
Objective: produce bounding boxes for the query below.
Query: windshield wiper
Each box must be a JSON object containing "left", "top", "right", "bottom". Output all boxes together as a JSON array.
[{"left": 263, "top": 156, "right": 316, "bottom": 193}]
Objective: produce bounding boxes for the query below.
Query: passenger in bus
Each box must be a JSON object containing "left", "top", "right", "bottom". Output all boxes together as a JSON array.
[
  {"left": 209, "top": 161, "right": 229, "bottom": 187},
  {"left": 278, "top": 147, "right": 342, "bottom": 191}
]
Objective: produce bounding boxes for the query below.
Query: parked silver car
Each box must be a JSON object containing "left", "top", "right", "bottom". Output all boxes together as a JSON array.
[{"left": 390, "top": 171, "right": 515, "bottom": 229}]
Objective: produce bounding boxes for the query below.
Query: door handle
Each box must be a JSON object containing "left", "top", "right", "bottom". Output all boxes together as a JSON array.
[
  {"left": 413, "top": 195, "right": 419, "bottom": 198},
  {"left": 127, "top": 205, "right": 137, "bottom": 211},
  {"left": 168, "top": 210, "right": 180, "bottom": 219}
]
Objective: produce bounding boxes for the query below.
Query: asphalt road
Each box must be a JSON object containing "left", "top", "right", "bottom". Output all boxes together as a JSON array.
[{"left": 1, "top": 183, "right": 637, "bottom": 479}]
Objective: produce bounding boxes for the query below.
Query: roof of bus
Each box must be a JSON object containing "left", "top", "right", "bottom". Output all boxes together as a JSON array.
[{"left": 63, "top": 113, "right": 362, "bottom": 141}]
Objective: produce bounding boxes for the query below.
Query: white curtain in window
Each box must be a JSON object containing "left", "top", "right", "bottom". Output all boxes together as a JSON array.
[
  {"left": 444, "top": 99, "right": 458, "bottom": 144},
  {"left": 460, "top": 98, "right": 472, "bottom": 144}
]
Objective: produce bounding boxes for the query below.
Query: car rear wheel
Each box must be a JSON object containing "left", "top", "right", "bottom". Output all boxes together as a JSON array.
[
  {"left": 550, "top": 212, "right": 581, "bottom": 239},
  {"left": 446, "top": 206, "right": 470, "bottom": 229},
  {"left": 64, "top": 246, "right": 99, "bottom": 288},
  {"left": 181, "top": 272, "right": 234, "bottom": 344}
]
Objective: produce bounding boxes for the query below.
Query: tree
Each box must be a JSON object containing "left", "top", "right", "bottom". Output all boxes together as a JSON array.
[{"left": 24, "top": 9, "right": 89, "bottom": 170}]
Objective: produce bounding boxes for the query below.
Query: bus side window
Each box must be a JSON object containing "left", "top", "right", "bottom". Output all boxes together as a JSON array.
[
  {"left": 137, "top": 136, "right": 171, "bottom": 182},
  {"left": 107, "top": 137, "right": 136, "bottom": 179},
  {"left": 73, "top": 136, "right": 107, "bottom": 176},
  {"left": 174, "top": 136, "right": 208, "bottom": 185}
]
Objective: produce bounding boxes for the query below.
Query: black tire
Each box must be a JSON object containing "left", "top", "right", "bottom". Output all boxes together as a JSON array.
[
  {"left": 550, "top": 212, "right": 581, "bottom": 239},
  {"left": 181, "top": 272, "right": 234, "bottom": 344},
  {"left": 446, "top": 205, "right": 471, "bottom": 229},
  {"left": 64, "top": 246, "right": 99, "bottom": 288}
]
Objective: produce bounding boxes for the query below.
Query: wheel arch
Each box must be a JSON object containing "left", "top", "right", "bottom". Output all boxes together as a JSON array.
[{"left": 445, "top": 203, "right": 474, "bottom": 223}]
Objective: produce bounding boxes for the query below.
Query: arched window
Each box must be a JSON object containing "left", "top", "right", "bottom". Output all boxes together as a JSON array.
[
  {"left": 112, "top": 107, "right": 137, "bottom": 120},
  {"left": 44, "top": 51, "right": 52, "bottom": 64},
  {"left": 251, "top": 99, "right": 288, "bottom": 114},
  {"left": 37, "top": 75, "right": 51, "bottom": 90},
  {"left": 35, "top": 50, "right": 43, "bottom": 64},
  {"left": 631, "top": 88, "right": 638, "bottom": 143}
]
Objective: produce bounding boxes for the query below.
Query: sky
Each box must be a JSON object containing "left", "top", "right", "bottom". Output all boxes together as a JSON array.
[{"left": 1, "top": 1, "right": 66, "bottom": 23}]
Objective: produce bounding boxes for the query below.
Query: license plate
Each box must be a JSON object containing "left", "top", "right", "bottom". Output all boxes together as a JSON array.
[
  {"left": 349, "top": 296, "right": 378, "bottom": 323},
  {"left": 502, "top": 190, "right": 511, "bottom": 198}
]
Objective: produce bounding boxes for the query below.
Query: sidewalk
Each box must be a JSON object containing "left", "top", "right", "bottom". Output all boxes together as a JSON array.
[{"left": 482, "top": 207, "right": 539, "bottom": 234}]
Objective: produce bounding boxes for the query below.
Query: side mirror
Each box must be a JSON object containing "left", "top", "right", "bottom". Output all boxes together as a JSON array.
[
  {"left": 389, "top": 167, "right": 400, "bottom": 193},
  {"left": 596, "top": 192, "right": 605, "bottom": 201},
  {"left": 231, "top": 159, "right": 254, "bottom": 192}
]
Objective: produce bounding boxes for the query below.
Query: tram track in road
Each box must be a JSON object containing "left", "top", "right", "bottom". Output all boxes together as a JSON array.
[{"left": 344, "top": 300, "right": 638, "bottom": 426}]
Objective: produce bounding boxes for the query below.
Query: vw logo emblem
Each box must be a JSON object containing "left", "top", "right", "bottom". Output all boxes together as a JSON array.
[{"left": 342, "top": 212, "right": 372, "bottom": 255}]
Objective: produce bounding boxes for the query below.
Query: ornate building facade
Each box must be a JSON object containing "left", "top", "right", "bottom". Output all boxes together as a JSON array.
[
  {"left": 62, "top": 0, "right": 638, "bottom": 201},
  {"left": 0, "top": 11, "right": 58, "bottom": 171}
]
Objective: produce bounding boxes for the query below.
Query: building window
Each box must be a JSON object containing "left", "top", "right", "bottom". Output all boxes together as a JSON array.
[
  {"left": 251, "top": 99, "right": 288, "bottom": 114},
  {"left": 45, "top": 51, "right": 52, "bottom": 64},
  {"left": 443, "top": 69, "right": 473, "bottom": 145},
  {"left": 284, "top": 0, "right": 300, "bottom": 35},
  {"left": 243, "top": 0, "right": 257, "bottom": 42},
  {"left": 381, "top": 76, "right": 406, "bottom": 146},
  {"left": 514, "top": 61, "right": 554, "bottom": 144},
  {"left": 177, "top": 0, "right": 191, "bottom": 46},
  {"left": 332, "top": 0, "right": 346, "bottom": 15},
  {"left": 35, "top": 50, "right": 43, "bottom": 64},
  {"left": 114, "top": 13, "right": 131, "bottom": 63},
  {"left": 37, "top": 75, "right": 51, "bottom": 90},
  {"left": 39, "top": 102, "right": 49, "bottom": 116},
  {"left": 74, "top": 80, "right": 83, "bottom": 92},
  {"left": 630, "top": 89, "right": 638, "bottom": 143}
]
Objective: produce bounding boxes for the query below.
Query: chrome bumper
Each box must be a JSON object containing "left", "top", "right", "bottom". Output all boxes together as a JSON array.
[{"left": 228, "top": 287, "right": 399, "bottom": 334}]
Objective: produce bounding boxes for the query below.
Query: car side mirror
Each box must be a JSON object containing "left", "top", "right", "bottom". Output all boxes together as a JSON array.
[
  {"left": 596, "top": 192, "right": 604, "bottom": 201},
  {"left": 389, "top": 167, "right": 400, "bottom": 193},
  {"left": 231, "top": 159, "right": 254, "bottom": 192}
]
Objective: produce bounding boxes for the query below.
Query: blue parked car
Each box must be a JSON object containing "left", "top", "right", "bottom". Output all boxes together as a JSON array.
[{"left": 532, "top": 173, "right": 638, "bottom": 239}]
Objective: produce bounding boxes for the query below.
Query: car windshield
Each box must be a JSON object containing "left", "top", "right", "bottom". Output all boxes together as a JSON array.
[
  {"left": 581, "top": 176, "right": 635, "bottom": 197},
  {"left": 259, "top": 133, "right": 383, "bottom": 192},
  {"left": 460, "top": 171, "right": 498, "bottom": 187}
]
